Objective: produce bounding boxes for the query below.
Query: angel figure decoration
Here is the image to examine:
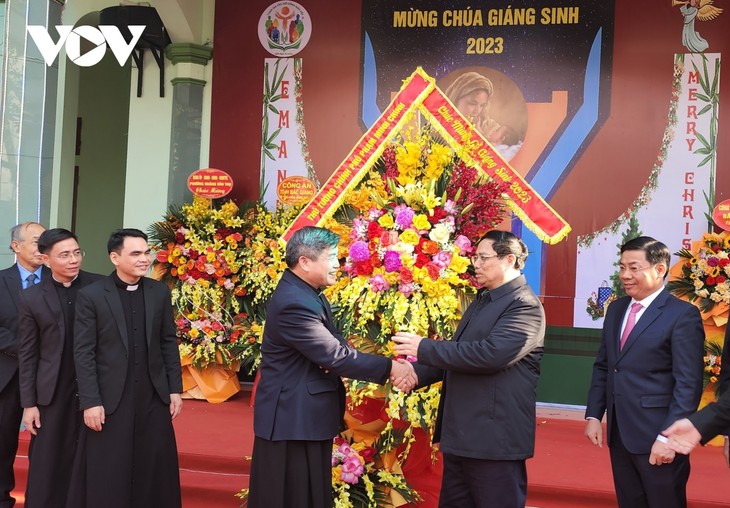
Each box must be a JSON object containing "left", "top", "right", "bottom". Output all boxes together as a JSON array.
[{"left": 674, "top": 0, "right": 723, "bottom": 53}]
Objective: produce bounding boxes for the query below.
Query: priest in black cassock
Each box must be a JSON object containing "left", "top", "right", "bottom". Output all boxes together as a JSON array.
[
  {"left": 72, "top": 228, "right": 182, "bottom": 508},
  {"left": 17, "top": 228, "right": 102, "bottom": 507}
]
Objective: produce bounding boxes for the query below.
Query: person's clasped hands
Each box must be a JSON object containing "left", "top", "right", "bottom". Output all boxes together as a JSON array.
[
  {"left": 387, "top": 331, "right": 425, "bottom": 393},
  {"left": 390, "top": 358, "right": 417, "bottom": 392}
]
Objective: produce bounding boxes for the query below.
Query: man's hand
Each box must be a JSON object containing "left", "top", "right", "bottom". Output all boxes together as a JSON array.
[
  {"left": 662, "top": 418, "right": 702, "bottom": 455},
  {"left": 391, "top": 332, "right": 423, "bottom": 359},
  {"left": 649, "top": 439, "right": 676, "bottom": 466},
  {"left": 170, "top": 393, "right": 183, "bottom": 420},
  {"left": 584, "top": 418, "right": 603, "bottom": 448},
  {"left": 22, "top": 406, "right": 41, "bottom": 436},
  {"left": 390, "top": 359, "right": 418, "bottom": 392},
  {"left": 84, "top": 405, "right": 105, "bottom": 432}
]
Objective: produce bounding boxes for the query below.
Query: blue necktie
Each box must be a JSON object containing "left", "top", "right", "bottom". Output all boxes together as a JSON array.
[{"left": 26, "top": 273, "right": 38, "bottom": 288}]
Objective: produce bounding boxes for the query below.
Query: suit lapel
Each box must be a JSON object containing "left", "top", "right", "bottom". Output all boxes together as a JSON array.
[
  {"left": 2, "top": 266, "right": 23, "bottom": 307},
  {"left": 611, "top": 298, "right": 630, "bottom": 357},
  {"left": 41, "top": 280, "right": 66, "bottom": 340},
  {"left": 103, "top": 278, "right": 129, "bottom": 352},
  {"left": 143, "top": 281, "right": 155, "bottom": 346},
  {"left": 617, "top": 290, "right": 668, "bottom": 359}
]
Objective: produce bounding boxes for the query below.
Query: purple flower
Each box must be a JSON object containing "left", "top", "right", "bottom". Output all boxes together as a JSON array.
[
  {"left": 370, "top": 274, "right": 391, "bottom": 293},
  {"left": 394, "top": 205, "right": 415, "bottom": 228},
  {"left": 349, "top": 241, "right": 370, "bottom": 262},
  {"left": 708, "top": 257, "right": 720, "bottom": 267},
  {"left": 432, "top": 251, "right": 452, "bottom": 269},
  {"left": 454, "top": 235, "right": 472, "bottom": 253},
  {"left": 383, "top": 250, "right": 402, "bottom": 272},
  {"left": 443, "top": 199, "right": 457, "bottom": 213}
]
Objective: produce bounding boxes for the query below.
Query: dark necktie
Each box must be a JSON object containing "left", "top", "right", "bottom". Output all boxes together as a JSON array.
[{"left": 26, "top": 273, "right": 38, "bottom": 288}]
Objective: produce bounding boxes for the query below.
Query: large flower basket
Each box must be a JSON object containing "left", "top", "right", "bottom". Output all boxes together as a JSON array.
[{"left": 180, "top": 351, "right": 241, "bottom": 404}]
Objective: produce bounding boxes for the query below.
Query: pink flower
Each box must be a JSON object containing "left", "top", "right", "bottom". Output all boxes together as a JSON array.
[
  {"left": 349, "top": 241, "right": 370, "bottom": 262},
  {"left": 340, "top": 456, "right": 364, "bottom": 484},
  {"left": 432, "top": 251, "right": 452, "bottom": 269},
  {"left": 454, "top": 235, "right": 472, "bottom": 253},
  {"left": 383, "top": 251, "right": 402, "bottom": 272},
  {"left": 398, "top": 283, "right": 415, "bottom": 298},
  {"left": 370, "top": 274, "right": 391, "bottom": 293},
  {"left": 337, "top": 442, "right": 352, "bottom": 456}
]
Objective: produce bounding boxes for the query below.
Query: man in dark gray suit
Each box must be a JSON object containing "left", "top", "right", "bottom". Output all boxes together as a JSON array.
[
  {"left": 248, "top": 226, "right": 416, "bottom": 508},
  {"left": 18, "top": 228, "right": 102, "bottom": 507},
  {"left": 0, "top": 222, "right": 46, "bottom": 508},
  {"left": 585, "top": 236, "right": 704, "bottom": 508},
  {"left": 393, "top": 230, "right": 545, "bottom": 508}
]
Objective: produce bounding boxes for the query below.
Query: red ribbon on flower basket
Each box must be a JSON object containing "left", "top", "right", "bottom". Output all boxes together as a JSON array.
[{"left": 281, "top": 67, "right": 571, "bottom": 246}]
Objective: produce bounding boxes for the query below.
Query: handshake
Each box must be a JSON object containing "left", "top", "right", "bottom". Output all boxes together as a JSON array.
[{"left": 388, "top": 332, "right": 425, "bottom": 393}]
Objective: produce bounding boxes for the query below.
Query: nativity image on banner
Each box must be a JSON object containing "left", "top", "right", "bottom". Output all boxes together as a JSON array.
[{"left": 359, "top": 0, "right": 615, "bottom": 298}]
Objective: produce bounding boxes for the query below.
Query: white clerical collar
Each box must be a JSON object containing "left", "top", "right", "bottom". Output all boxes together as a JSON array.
[{"left": 53, "top": 274, "right": 78, "bottom": 288}]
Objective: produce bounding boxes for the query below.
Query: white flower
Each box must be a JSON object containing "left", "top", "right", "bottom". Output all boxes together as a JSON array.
[{"left": 429, "top": 224, "right": 450, "bottom": 244}]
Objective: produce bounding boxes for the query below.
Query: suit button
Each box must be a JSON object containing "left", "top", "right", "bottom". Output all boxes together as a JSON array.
[{"left": 614, "top": 368, "right": 619, "bottom": 373}]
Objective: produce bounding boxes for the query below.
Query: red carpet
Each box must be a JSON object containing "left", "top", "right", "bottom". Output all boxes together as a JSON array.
[{"left": 12, "top": 390, "right": 730, "bottom": 507}]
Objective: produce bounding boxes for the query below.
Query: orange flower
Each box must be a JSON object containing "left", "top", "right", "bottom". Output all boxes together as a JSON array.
[{"left": 421, "top": 240, "right": 439, "bottom": 255}]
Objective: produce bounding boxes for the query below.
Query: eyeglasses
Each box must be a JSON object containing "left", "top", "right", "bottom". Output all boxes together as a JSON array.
[
  {"left": 53, "top": 250, "right": 85, "bottom": 261},
  {"left": 618, "top": 264, "right": 655, "bottom": 274},
  {"left": 470, "top": 253, "right": 500, "bottom": 265}
]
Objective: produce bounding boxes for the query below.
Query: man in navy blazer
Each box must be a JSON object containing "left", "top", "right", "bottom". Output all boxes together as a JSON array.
[
  {"left": 248, "top": 226, "right": 416, "bottom": 508},
  {"left": 585, "top": 236, "right": 704, "bottom": 508},
  {"left": 0, "top": 222, "right": 46, "bottom": 508}
]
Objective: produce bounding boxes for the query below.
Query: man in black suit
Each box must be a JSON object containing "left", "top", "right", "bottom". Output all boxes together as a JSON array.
[
  {"left": 18, "top": 228, "right": 103, "bottom": 507},
  {"left": 585, "top": 236, "right": 705, "bottom": 508},
  {"left": 0, "top": 221, "right": 46, "bottom": 508},
  {"left": 393, "top": 230, "right": 545, "bottom": 508},
  {"left": 248, "top": 226, "right": 416, "bottom": 508},
  {"left": 664, "top": 376, "right": 730, "bottom": 454},
  {"left": 72, "top": 228, "right": 183, "bottom": 508},
  {"left": 663, "top": 324, "right": 730, "bottom": 466}
]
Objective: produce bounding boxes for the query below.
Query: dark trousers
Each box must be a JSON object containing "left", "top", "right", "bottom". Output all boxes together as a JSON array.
[
  {"left": 0, "top": 372, "right": 22, "bottom": 508},
  {"left": 609, "top": 419, "right": 690, "bottom": 508},
  {"left": 439, "top": 452, "right": 527, "bottom": 508},
  {"left": 248, "top": 436, "right": 332, "bottom": 508}
]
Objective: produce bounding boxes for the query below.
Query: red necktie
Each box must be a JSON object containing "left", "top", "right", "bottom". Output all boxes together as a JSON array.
[{"left": 619, "top": 302, "right": 642, "bottom": 351}]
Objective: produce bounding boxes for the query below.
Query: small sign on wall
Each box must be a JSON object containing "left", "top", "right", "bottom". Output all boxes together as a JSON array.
[
  {"left": 713, "top": 199, "right": 730, "bottom": 232},
  {"left": 187, "top": 168, "right": 233, "bottom": 199}
]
